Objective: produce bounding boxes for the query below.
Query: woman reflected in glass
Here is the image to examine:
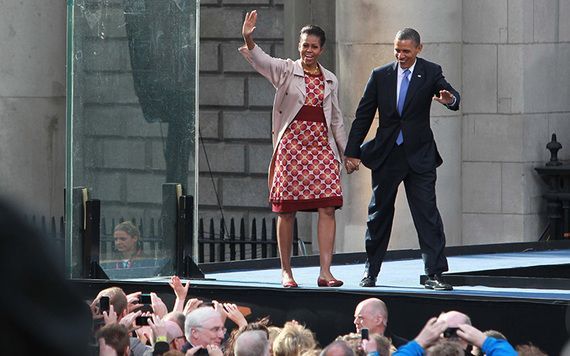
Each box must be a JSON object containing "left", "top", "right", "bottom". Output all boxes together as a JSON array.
[{"left": 113, "top": 221, "right": 145, "bottom": 268}]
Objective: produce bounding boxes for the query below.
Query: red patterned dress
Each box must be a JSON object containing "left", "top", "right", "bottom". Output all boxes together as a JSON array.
[{"left": 270, "top": 72, "right": 343, "bottom": 212}]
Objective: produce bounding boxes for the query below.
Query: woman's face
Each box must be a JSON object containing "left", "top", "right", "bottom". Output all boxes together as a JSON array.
[
  {"left": 298, "top": 33, "right": 323, "bottom": 67},
  {"left": 114, "top": 230, "right": 138, "bottom": 255}
]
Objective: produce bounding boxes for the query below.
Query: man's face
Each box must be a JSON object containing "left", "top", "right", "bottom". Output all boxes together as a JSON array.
[
  {"left": 354, "top": 304, "right": 382, "bottom": 333},
  {"left": 393, "top": 38, "right": 422, "bottom": 69},
  {"left": 169, "top": 324, "right": 187, "bottom": 351},
  {"left": 191, "top": 315, "right": 226, "bottom": 347}
]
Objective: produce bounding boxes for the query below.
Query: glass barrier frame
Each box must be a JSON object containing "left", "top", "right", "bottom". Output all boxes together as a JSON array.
[{"left": 65, "top": 0, "right": 200, "bottom": 279}]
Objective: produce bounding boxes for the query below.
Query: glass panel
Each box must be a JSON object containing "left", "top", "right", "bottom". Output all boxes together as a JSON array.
[{"left": 66, "top": 0, "right": 199, "bottom": 279}]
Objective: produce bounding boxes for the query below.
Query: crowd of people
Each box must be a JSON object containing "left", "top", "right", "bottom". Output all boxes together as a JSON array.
[{"left": 90, "top": 278, "right": 551, "bottom": 356}]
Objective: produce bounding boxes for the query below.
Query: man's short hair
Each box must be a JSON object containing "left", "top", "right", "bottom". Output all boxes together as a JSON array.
[
  {"left": 98, "top": 287, "right": 128, "bottom": 316},
  {"left": 96, "top": 323, "right": 130, "bottom": 355},
  {"left": 184, "top": 307, "right": 217, "bottom": 338},
  {"left": 426, "top": 340, "right": 463, "bottom": 356},
  {"left": 234, "top": 330, "right": 269, "bottom": 356},
  {"left": 164, "top": 311, "right": 186, "bottom": 334},
  {"left": 395, "top": 28, "right": 421, "bottom": 46},
  {"left": 516, "top": 343, "right": 547, "bottom": 356}
]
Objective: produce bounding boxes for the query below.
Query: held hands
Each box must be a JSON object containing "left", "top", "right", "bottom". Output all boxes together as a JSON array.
[
  {"left": 344, "top": 156, "right": 361, "bottom": 174},
  {"left": 433, "top": 90, "right": 455, "bottom": 105}
]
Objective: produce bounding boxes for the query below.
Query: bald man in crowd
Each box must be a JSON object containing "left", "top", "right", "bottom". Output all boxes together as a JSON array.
[
  {"left": 353, "top": 298, "right": 407, "bottom": 347},
  {"left": 436, "top": 311, "right": 471, "bottom": 351},
  {"left": 234, "top": 330, "right": 270, "bottom": 356}
]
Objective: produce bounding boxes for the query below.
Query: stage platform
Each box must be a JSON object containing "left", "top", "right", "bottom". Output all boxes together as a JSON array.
[{"left": 71, "top": 241, "right": 570, "bottom": 354}]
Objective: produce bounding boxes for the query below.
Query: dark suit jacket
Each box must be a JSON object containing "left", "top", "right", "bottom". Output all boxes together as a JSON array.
[{"left": 345, "top": 58, "right": 460, "bottom": 173}]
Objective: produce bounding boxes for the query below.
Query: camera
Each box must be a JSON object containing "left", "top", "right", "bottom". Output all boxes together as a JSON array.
[
  {"left": 139, "top": 293, "right": 152, "bottom": 304},
  {"left": 99, "top": 296, "right": 110, "bottom": 313},
  {"left": 443, "top": 327, "right": 459, "bottom": 338},
  {"left": 360, "top": 328, "right": 369, "bottom": 340},
  {"left": 135, "top": 316, "right": 150, "bottom": 326},
  {"left": 194, "top": 348, "right": 209, "bottom": 356}
]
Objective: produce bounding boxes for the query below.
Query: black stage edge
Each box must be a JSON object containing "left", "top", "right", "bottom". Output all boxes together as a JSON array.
[{"left": 70, "top": 241, "right": 570, "bottom": 354}]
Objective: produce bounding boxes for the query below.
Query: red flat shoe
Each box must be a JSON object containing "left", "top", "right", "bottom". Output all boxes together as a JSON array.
[
  {"left": 282, "top": 280, "right": 298, "bottom": 288},
  {"left": 317, "top": 277, "right": 344, "bottom": 287}
]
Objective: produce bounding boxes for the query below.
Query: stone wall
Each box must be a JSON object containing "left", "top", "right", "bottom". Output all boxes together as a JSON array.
[
  {"left": 336, "top": 0, "right": 570, "bottom": 250},
  {"left": 198, "top": 0, "right": 314, "bottom": 239},
  {"left": 459, "top": 0, "right": 570, "bottom": 244}
]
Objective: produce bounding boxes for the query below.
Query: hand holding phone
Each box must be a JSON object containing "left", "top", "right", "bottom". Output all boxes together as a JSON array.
[
  {"left": 99, "top": 296, "right": 110, "bottom": 314},
  {"left": 135, "top": 316, "right": 150, "bottom": 326},
  {"left": 361, "top": 328, "right": 369, "bottom": 340},
  {"left": 139, "top": 293, "right": 152, "bottom": 305},
  {"left": 443, "top": 327, "right": 459, "bottom": 338}
]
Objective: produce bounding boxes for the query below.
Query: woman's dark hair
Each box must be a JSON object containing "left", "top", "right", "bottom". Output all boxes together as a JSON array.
[{"left": 299, "top": 25, "right": 326, "bottom": 47}]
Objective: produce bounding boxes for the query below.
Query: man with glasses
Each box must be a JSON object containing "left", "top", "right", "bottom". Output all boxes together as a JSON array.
[{"left": 184, "top": 307, "right": 226, "bottom": 353}]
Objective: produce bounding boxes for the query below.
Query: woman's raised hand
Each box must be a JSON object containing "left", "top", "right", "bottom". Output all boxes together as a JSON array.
[{"left": 242, "top": 10, "right": 257, "bottom": 39}]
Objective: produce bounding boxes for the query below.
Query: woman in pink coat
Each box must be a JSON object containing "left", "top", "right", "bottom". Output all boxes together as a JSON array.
[{"left": 240, "top": 10, "right": 347, "bottom": 288}]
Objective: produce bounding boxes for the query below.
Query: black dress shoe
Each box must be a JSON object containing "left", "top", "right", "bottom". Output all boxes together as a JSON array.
[
  {"left": 360, "top": 275, "right": 377, "bottom": 287},
  {"left": 424, "top": 274, "right": 453, "bottom": 291}
]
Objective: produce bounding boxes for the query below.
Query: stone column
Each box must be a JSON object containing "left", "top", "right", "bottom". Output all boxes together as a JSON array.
[
  {"left": 335, "top": 0, "right": 463, "bottom": 251},
  {"left": 0, "top": 0, "right": 66, "bottom": 216},
  {"left": 460, "top": 0, "right": 569, "bottom": 244}
]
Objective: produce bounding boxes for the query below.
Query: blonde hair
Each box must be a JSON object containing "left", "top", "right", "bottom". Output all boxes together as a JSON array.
[{"left": 273, "top": 322, "right": 317, "bottom": 356}]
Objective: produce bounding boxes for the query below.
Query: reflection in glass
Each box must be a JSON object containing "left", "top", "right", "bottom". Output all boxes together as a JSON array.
[{"left": 66, "top": 0, "right": 199, "bottom": 279}]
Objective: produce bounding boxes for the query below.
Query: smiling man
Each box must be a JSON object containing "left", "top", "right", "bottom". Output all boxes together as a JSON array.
[
  {"left": 345, "top": 28, "right": 460, "bottom": 290},
  {"left": 184, "top": 307, "right": 226, "bottom": 351}
]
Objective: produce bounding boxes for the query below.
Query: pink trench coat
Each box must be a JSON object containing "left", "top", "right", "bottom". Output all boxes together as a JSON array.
[{"left": 238, "top": 45, "right": 348, "bottom": 189}]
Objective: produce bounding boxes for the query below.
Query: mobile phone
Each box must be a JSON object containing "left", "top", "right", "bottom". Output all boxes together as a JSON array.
[
  {"left": 361, "top": 328, "right": 369, "bottom": 340},
  {"left": 135, "top": 316, "right": 150, "bottom": 326},
  {"left": 194, "top": 348, "right": 209, "bottom": 356},
  {"left": 139, "top": 293, "right": 152, "bottom": 304},
  {"left": 443, "top": 327, "right": 459, "bottom": 338},
  {"left": 99, "top": 296, "right": 110, "bottom": 313}
]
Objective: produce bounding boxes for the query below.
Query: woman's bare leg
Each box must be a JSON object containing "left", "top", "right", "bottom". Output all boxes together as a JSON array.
[
  {"left": 317, "top": 206, "right": 337, "bottom": 280},
  {"left": 277, "top": 212, "right": 296, "bottom": 283}
]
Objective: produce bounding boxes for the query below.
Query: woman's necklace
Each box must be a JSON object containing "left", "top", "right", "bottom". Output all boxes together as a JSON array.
[{"left": 303, "top": 65, "right": 321, "bottom": 75}]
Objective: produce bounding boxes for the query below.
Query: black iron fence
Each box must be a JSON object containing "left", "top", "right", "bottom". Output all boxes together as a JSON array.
[
  {"left": 197, "top": 217, "right": 308, "bottom": 263},
  {"left": 30, "top": 214, "right": 309, "bottom": 264},
  {"left": 26, "top": 214, "right": 65, "bottom": 252}
]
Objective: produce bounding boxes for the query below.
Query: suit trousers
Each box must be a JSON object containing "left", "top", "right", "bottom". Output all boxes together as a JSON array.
[{"left": 364, "top": 144, "right": 449, "bottom": 277}]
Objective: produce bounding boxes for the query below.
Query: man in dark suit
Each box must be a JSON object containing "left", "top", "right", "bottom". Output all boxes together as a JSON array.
[{"left": 344, "top": 28, "right": 460, "bottom": 290}]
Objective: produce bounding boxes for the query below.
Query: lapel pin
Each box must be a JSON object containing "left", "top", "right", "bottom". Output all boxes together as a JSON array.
[{"left": 417, "top": 74, "right": 422, "bottom": 78}]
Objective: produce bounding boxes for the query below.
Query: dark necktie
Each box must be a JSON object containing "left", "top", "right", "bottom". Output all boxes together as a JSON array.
[{"left": 396, "top": 69, "right": 410, "bottom": 145}]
